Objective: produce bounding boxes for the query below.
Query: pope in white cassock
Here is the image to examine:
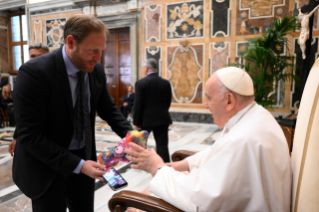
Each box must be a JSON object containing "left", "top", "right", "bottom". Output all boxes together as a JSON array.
[{"left": 125, "top": 67, "right": 291, "bottom": 212}]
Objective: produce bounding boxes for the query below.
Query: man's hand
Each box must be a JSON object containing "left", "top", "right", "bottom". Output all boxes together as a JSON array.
[
  {"left": 123, "top": 102, "right": 128, "bottom": 106},
  {"left": 166, "top": 160, "right": 189, "bottom": 172},
  {"left": 80, "top": 160, "right": 109, "bottom": 181},
  {"left": 125, "top": 142, "right": 165, "bottom": 176},
  {"left": 8, "top": 139, "right": 16, "bottom": 157}
]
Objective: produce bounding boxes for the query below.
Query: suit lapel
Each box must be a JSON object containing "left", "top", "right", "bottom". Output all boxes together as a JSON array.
[
  {"left": 88, "top": 71, "right": 97, "bottom": 117},
  {"left": 56, "top": 46, "right": 73, "bottom": 118}
]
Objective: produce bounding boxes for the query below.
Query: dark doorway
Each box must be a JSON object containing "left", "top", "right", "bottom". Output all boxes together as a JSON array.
[{"left": 102, "top": 27, "right": 131, "bottom": 107}]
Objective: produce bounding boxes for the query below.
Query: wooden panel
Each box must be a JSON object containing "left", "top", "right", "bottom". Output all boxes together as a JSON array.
[
  {"left": 118, "top": 28, "right": 130, "bottom": 41},
  {"left": 107, "top": 30, "right": 115, "bottom": 42},
  {"left": 279, "top": 124, "right": 295, "bottom": 153},
  {"left": 102, "top": 27, "right": 130, "bottom": 106},
  {"left": 118, "top": 41, "right": 130, "bottom": 66}
]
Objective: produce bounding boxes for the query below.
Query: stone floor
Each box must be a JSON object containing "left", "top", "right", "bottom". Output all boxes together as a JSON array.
[{"left": 0, "top": 118, "right": 219, "bottom": 212}]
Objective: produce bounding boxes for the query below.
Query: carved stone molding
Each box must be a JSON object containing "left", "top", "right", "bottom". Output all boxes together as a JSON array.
[
  {"left": 0, "top": 0, "right": 26, "bottom": 11},
  {"left": 28, "top": 0, "right": 78, "bottom": 14},
  {"left": 72, "top": 0, "right": 129, "bottom": 7}
]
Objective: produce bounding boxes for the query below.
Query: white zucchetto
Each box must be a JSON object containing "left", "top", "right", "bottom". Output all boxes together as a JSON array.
[{"left": 216, "top": 67, "right": 254, "bottom": 96}]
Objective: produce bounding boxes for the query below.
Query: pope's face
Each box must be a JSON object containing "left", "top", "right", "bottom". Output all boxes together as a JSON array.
[
  {"left": 69, "top": 31, "right": 106, "bottom": 73},
  {"left": 204, "top": 75, "right": 228, "bottom": 129}
]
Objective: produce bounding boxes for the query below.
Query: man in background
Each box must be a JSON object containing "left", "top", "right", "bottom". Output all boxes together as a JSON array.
[
  {"left": 133, "top": 58, "right": 172, "bottom": 162},
  {"left": 119, "top": 85, "right": 135, "bottom": 118},
  {"left": 126, "top": 67, "right": 291, "bottom": 212},
  {"left": 8, "top": 43, "right": 49, "bottom": 156}
]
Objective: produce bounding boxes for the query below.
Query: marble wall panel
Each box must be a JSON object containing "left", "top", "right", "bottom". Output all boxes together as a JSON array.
[
  {"left": 33, "top": 20, "right": 43, "bottom": 43},
  {"left": 291, "top": 36, "right": 319, "bottom": 108},
  {"left": 210, "top": 42, "right": 230, "bottom": 75},
  {"left": 211, "top": 0, "right": 231, "bottom": 37},
  {"left": 166, "top": 0, "right": 204, "bottom": 40},
  {"left": 145, "top": 46, "right": 161, "bottom": 75},
  {"left": 145, "top": 5, "right": 161, "bottom": 42},
  {"left": 0, "top": 29, "right": 9, "bottom": 73},
  {"left": 46, "top": 18, "right": 66, "bottom": 49},
  {"left": 237, "top": 0, "right": 289, "bottom": 35},
  {"left": 167, "top": 44, "right": 203, "bottom": 104}
]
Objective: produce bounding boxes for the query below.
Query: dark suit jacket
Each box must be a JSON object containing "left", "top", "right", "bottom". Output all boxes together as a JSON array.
[
  {"left": 12, "top": 46, "right": 132, "bottom": 199},
  {"left": 133, "top": 73, "right": 172, "bottom": 128},
  {"left": 123, "top": 92, "right": 135, "bottom": 107}
]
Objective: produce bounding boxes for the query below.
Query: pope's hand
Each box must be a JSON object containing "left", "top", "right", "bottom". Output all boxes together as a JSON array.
[
  {"left": 80, "top": 160, "right": 109, "bottom": 181},
  {"left": 125, "top": 142, "right": 165, "bottom": 176}
]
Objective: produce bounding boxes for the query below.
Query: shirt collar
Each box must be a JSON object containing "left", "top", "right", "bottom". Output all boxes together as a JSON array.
[
  {"left": 62, "top": 45, "right": 80, "bottom": 76},
  {"left": 224, "top": 101, "right": 256, "bottom": 132},
  {"left": 147, "top": 71, "right": 157, "bottom": 76}
]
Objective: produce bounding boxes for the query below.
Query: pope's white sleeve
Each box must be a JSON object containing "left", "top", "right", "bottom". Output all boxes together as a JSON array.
[
  {"left": 149, "top": 166, "right": 198, "bottom": 212},
  {"left": 186, "top": 146, "right": 213, "bottom": 171}
]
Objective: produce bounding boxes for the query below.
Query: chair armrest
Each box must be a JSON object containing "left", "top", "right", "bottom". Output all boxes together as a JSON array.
[
  {"left": 108, "top": 190, "right": 183, "bottom": 212},
  {"left": 171, "top": 150, "right": 198, "bottom": 162}
]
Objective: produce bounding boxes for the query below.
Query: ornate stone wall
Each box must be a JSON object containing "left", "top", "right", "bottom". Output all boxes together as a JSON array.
[{"left": 141, "top": 0, "right": 317, "bottom": 114}]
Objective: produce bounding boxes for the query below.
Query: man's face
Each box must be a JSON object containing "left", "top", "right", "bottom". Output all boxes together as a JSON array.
[
  {"left": 29, "top": 48, "right": 48, "bottom": 59},
  {"left": 68, "top": 32, "right": 106, "bottom": 73},
  {"left": 144, "top": 66, "right": 149, "bottom": 76},
  {"left": 204, "top": 75, "right": 228, "bottom": 129},
  {"left": 128, "top": 86, "right": 133, "bottom": 93}
]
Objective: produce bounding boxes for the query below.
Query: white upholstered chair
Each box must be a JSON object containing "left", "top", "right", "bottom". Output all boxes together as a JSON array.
[{"left": 291, "top": 58, "right": 319, "bottom": 212}]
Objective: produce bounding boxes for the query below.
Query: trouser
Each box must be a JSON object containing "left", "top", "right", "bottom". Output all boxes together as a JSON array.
[
  {"left": 31, "top": 148, "right": 95, "bottom": 212},
  {"left": 7, "top": 106, "right": 15, "bottom": 127},
  {"left": 119, "top": 105, "right": 131, "bottom": 118},
  {"left": 144, "top": 125, "right": 170, "bottom": 162}
]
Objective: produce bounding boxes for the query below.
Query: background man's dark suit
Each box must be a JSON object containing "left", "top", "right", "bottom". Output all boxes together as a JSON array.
[
  {"left": 12, "top": 47, "right": 132, "bottom": 207},
  {"left": 133, "top": 72, "right": 172, "bottom": 162},
  {"left": 119, "top": 92, "right": 135, "bottom": 118}
]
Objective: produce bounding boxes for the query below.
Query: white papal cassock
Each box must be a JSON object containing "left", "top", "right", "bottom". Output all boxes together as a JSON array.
[{"left": 149, "top": 102, "right": 291, "bottom": 212}]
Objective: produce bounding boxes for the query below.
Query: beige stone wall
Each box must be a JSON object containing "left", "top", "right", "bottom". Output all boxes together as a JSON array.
[{"left": 140, "top": 0, "right": 307, "bottom": 113}]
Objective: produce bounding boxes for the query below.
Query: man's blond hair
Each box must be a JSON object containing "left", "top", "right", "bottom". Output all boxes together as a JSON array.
[{"left": 63, "top": 14, "right": 109, "bottom": 44}]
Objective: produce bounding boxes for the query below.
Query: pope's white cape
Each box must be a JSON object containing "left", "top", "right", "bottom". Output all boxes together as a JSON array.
[{"left": 149, "top": 102, "right": 291, "bottom": 212}]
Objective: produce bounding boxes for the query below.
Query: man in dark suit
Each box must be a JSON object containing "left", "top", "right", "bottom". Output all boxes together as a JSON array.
[
  {"left": 13, "top": 14, "right": 132, "bottom": 212},
  {"left": 133, "top": 58, "right": 172, "bottom": 162},
  {"left": 9, "top": 42, "right": 50, "bottom": 156},
  {"left": 119, "top": 85, "right": 135, "bottom": 118}
]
